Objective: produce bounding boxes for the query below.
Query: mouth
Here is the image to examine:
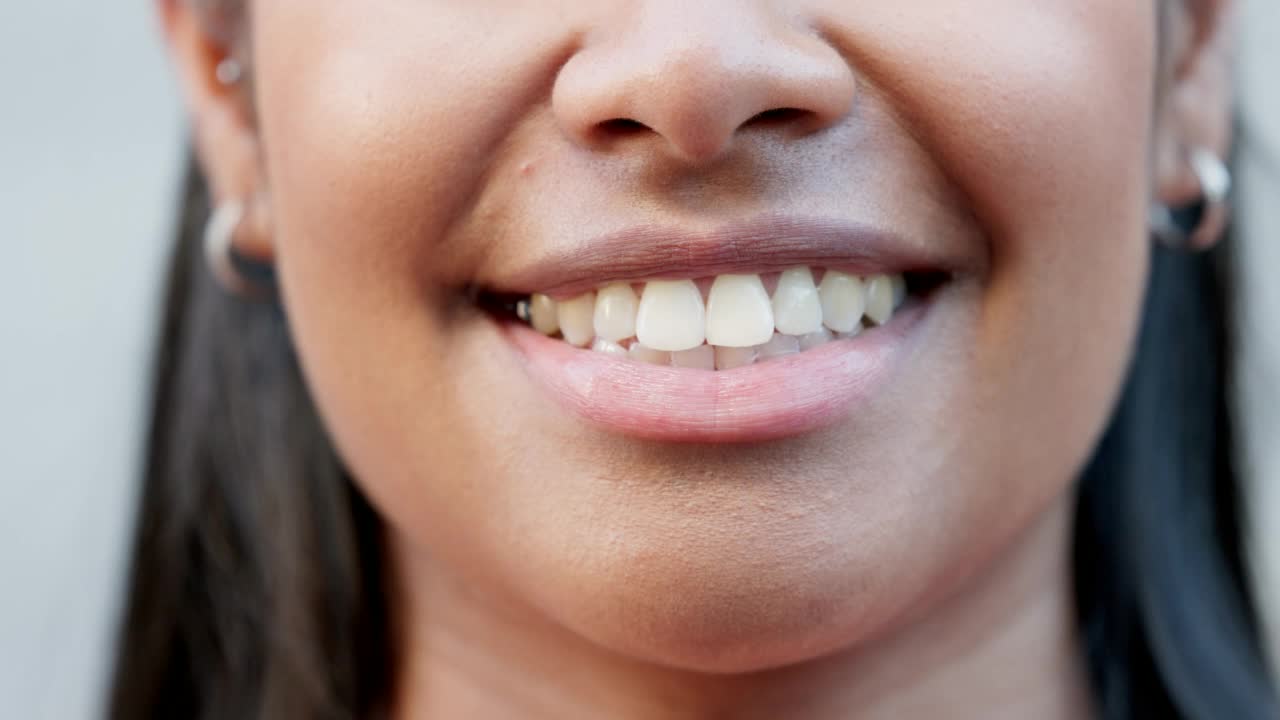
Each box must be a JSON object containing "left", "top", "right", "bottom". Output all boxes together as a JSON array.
[{"left": 474, "top": 216, "right": 966, "bottom": 443}]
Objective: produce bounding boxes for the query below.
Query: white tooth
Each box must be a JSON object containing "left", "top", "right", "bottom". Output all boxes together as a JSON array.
[
  {"left": 864, "top": 275, "right": 895, "bottom": 326},
  {"left": 628, "top": 343, "right": 672, "bottom": 366},
  {"left": 636, "top": 280, "right": 706, "bottom": 352},
  {"left": 671, "top": 344, "right": 715, "bottom": 370},
  {"left": 818, "top": 271, "right": 866, "bottom": 333},
  {"left": 799, "top": 327, "right": 834, "bottom": 351},
  {"left": 890, "top": 274, "right": 907, "bottom": 309},
  {"left": 591, "top": 338, "right": 627, "bottom": 356},
  {"left": 756, "top": 333, "right": 800, "bottom": 360},
  {"left": 593, "top": 282, "right": 639, "bottom": 342},
  {"left": 529, "top": 294, "right": 560, "bottom": 336},
  {"left": 705, "top": 274, "right": 774, "bottom": 347},
  {"left": 715, "top": 346, "right": 757, "bottom": 371},
  {"left": 771, "top": 267, "right": 824, "bottom": 336},
  {"left": 557, "top": 292, "right": 596, "bottom": 347},
  {"left": 837, "top": 326, "right": 864, "bottom": 339}
]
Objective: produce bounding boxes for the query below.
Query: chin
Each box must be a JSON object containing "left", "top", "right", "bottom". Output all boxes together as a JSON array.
[{"left": 505, "top": 488, "right": 937, "bottom": 675}]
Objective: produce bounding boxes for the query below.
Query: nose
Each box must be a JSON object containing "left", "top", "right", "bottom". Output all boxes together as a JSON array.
[{"left": 552, "top": 2, "right": 857, "bottom": 165}]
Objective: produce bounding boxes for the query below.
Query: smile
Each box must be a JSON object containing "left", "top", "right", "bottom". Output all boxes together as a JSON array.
[{"left": 480, "top": 216, "right": 963, "bottom": 443}]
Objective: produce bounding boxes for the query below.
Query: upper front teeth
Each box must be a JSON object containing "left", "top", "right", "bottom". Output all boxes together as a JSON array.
[
  {"left": 527, "top": 267, "right": 908, "bottom": 368},
  {"left": 636, "top": 280, "right": 707, "bottom": 351},
  {"left": 705, "top": 274, "right": 774, "bottom": 347}
]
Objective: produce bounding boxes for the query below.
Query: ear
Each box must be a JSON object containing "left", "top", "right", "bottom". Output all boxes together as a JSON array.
[
  {"left": 1153, "top": 0, "right": 1237, "bottom": 248},
  {"left": 157, "top": 0, "right": 273, "bottom": 262}
]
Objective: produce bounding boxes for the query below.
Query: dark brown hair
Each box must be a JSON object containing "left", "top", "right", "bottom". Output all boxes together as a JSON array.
[{"left": 107, "top": 164, "right": 391, "bottom": 719}]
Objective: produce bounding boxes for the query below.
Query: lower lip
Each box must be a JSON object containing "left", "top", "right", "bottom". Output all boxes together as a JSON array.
[{"left": 503, "top": 304, "right": 926, "bottom": 444}]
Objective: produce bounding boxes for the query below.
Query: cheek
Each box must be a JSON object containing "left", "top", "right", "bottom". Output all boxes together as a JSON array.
[
  {"left": 833, "top": 0, "right": 1156, "bottom": 473},
  {"left": 859, "top": 2, "right": 1155, "bottom": 223},
  {"left": 245, "top": 3, "right": 626, "bottom": 609},
  {"left": 247, "top": 0, "right": 573, "bottom": 458},
  {"left": 250, "top": 1, "right": 572, "bottom": 296},
  {"left": 961, "top": 2, "right": 1156, "bottom": 475}
]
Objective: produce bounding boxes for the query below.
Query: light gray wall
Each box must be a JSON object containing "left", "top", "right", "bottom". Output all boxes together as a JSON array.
[
  {"left": 1238, "top": 0, "right": 1280, "bottom": 679},
  {"left": 0, "top": 2, "right": 181, "bottom": 718}
]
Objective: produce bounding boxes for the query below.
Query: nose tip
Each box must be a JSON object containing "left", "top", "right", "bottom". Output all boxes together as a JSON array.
[{"left": 552, "top": 15, "right": 856, "bottom": 165}]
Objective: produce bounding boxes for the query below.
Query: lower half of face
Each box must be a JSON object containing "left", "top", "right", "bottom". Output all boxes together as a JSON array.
[{"left": 249, "top": 0, "right": 1155, "bottom": 670}]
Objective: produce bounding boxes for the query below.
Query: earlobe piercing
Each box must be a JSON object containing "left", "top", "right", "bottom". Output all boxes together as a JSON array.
[
  {"left": 215, "top": 57, "right": 243, "bottom": 87},
  {"left": 204, "top": 201, "right": 247, "bottom": 293},
  {"left": 1150, "top": 147, "right": 1232, "bottom": 251},
  {"left": 204, "top": 201, "right": 275, "bottom": 298}
]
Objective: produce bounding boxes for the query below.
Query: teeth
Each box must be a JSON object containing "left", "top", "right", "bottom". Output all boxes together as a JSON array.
[
  {"left": 557, "top": 292, "right": 597, "bottom": 347},
  {"left": 671, "top": 344, "right": 716, "bottom": 370},
  {"left": 628, "top": 343, "right": 672, "bottom": 366},
  {"left": 771, "top": 267, "right": 824, "bottom": 336},
  {"left": 715, "top": 345, "right": 758, "bottom": 371},
  {"left": 636, "top": 280, "right": 706, "bottom": 352},
  {"left": 523, "top": 267, "right": 916, "bottom": 368},
  {"left": 591, "top": 338, "right": 628, "bottom": 356},
  {"left": 799, "top": 328, "right": 834, "bottom": 351},
  {"left": 818, "top": 270, "right": 866, "bottom": 334},
  {"left": 705, "top": 274, "right": 775, "bottom": 348},
  {"left": 756, "top": 333, "right": 800, "bottom": 360},
  {"left": 864, "top": 275, "right": 895, "bottom": 326},
  {"left": 529, "top": 294, "right": 560, "bottom": 336},
  {"left": 593, "top": 282, "right": 639, "bottom": 342},
  {"left": 890, "top": 274, "right": 907, "bottom": 309}
]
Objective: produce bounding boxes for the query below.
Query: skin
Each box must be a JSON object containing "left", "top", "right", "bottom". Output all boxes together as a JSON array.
[{"left": 162, "top": 1, "right": 1235, "bottom": 717}]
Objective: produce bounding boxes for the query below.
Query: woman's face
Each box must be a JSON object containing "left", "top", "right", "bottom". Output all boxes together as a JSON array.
[{"left": 209, "top": 0, "right": 1181, "bottom": 670}]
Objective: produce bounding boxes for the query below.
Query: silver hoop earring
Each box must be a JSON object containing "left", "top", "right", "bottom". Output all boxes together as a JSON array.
[
  {"left": 204, "top": 201, "right": 273, "bottom": 297},
  {"left": 1150, "top": 147, "right": 1232, "bottom": 251}
]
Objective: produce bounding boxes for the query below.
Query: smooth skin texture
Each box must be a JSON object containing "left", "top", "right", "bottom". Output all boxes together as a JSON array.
[{"left": 162, "top": 1, "right": 1234, "bottom": 717}]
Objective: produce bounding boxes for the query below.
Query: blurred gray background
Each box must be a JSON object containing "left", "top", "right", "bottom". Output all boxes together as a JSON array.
[
  {"left": 0, "top": 2, "right": 180, "bottom": 718},
  {"left": 0, "top": 2, "right": 1276, "bottom": 719}
]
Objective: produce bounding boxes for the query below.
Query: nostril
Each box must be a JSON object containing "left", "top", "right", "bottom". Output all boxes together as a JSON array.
[
  {"left": 596, "top": 118, "right": 652, "bottom": 137},
  {"left": 744, "top": 107, "right": 810, "bottom": 128}
]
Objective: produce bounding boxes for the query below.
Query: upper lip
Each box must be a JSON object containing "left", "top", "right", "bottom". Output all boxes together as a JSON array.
[{"left": 486, "top": 213, "right": 981, "bottom": 297}]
